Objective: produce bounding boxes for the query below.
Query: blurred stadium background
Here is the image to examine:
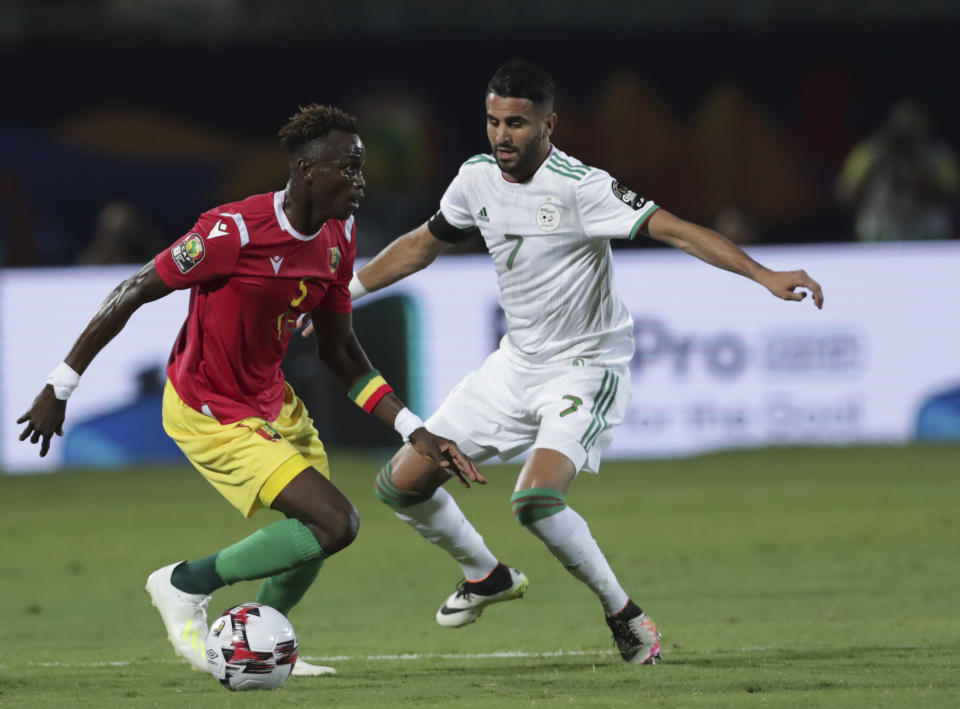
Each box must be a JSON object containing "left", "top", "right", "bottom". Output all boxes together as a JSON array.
[
  {"left": 2, "top": 4, "right": 960, "bottom": 706},
  {"left": 2, "top": 0, "right": 959, "bottom": 471}
]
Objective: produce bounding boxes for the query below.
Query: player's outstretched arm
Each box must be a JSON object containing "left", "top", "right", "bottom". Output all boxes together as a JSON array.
[
  {"left": 17, "top": 261, "right": 173, "bottom": 456},
  {"left": 354, "top": 221, "right": 452, "bottom": 295},
  {"left": 311, "top": 306, "right": 485, "bottom": 487},
  {"left": 644, "top": 209, "right": 824, "bottom": 309},
  {"left": 300, "top": 221, "right": 453, "bottom": 337}
]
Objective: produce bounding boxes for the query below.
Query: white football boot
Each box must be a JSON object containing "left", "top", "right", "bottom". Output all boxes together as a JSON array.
[
  {"left": 291, "top": 659, "right": 338, "bottom": 676},
  {"left": 605, "top": 600, "right": 662, "bottom": 665},
  {"left": 435, "top": 564, "right": 529, "bottom": 628},
  {"left": 145, "top": 562, "right": 211, "bottom": 672}
]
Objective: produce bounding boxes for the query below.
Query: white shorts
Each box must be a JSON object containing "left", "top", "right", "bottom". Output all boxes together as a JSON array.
[{"left": 425, "top": 350, "right": 631, "bottom": 474}]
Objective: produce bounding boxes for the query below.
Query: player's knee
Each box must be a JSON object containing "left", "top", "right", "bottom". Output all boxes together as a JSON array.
[
  {"left": 510, "top": 487, "right": 567, "bottom": 527},
  {"left": 307, "top": 501, "right": 360, "bottom": 555},
  {"left": 374, "top": 461, "right": 434, "bottom": 510}
]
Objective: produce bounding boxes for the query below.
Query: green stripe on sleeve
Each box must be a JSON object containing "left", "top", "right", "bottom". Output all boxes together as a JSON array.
[
  {"left": 464, "top": 154, "right": 496, "bottom": 165},
  {"left": 628, "top": 206, "right": 660, "bottom": 240},
  {"left": 550, "top": 154, "right": 590, "bottom": 173},
  {"left": 545, "top": 163, "right": 584, "bottom": 181}
]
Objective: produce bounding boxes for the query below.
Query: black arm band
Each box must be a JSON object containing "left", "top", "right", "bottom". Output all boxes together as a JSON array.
[{"left": 427, "top": 210, "right": 478, "bottom": 244}]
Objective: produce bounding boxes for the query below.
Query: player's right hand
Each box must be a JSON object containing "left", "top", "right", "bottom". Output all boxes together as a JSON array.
[
  {"left": 409, "top": 428, "right": 487, "bottom": 488},
  {"left": 17, "top": 385, "right": 67, "bottom": 457},
  {"left": 760, "top": 269, "right": 824, "bottom": 309}
]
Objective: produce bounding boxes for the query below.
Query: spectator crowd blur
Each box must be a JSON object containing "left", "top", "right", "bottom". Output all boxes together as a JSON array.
[
  {"left": 836, "top": 101, "right": 959, "bottom": 242},
  {"left": 1, "top": 7, "right": 958, "bottom": 266}
]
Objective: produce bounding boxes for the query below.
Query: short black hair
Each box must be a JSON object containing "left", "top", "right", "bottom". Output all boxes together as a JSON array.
[
  {"left": 487, "top": 61, "right": 555, "bottom": 110},
  {"left": 278, "top": 104, "right": 358, "bottom": 155}
]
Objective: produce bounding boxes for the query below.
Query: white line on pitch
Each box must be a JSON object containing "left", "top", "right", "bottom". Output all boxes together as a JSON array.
[
  {"left": 23, "top": 649, "right": 615, "bottom": 669},
  {"left": 305, "top": 649, "right": 617, "bottom": 662},
  {"left": 30, "top": 644, "right": 912, "bottom": 669}
]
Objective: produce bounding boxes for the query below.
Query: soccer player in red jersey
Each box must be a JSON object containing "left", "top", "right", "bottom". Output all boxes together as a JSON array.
[{"left": 17, "top": 104, "right": 481, "bottom": 677}]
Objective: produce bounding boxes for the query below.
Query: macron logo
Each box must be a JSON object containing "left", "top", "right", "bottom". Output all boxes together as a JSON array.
[
  {"left": 270, "top": 255, "right": 284, "bottom": 274},
  {"left": 208, "top": 220, "right": 229, "bottom": 239}
]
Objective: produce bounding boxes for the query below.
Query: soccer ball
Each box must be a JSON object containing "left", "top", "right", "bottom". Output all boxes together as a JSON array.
[{"left": 206, "top": 603, "right": 298, "bottom": 691}]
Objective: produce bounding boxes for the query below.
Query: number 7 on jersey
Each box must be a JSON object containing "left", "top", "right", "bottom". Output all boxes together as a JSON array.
[{"left": 504, "top": 234, "right": 524, "bottom": 270}]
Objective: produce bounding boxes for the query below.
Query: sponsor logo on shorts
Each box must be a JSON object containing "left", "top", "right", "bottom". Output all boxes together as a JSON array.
[{"left": 171, "top": 233, "right": 205, "bottom": 274}]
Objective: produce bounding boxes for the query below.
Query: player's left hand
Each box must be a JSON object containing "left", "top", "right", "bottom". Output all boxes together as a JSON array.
[
  {"left": 760, "top": 269, "right": 824, "bottom": 309},
  {"left": 408, "top": 428, "right": 487, "bottom": 488}
]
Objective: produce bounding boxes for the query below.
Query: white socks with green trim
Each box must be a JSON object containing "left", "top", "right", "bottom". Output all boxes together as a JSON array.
[
  {"left": 395, "top": 486, "right": 499, "bottom": 581},
  {"left": 525, "top": 506, "right": 629, "bottom": 614}
]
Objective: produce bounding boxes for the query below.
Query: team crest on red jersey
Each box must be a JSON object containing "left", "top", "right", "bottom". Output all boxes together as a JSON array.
[
  {"left": 328, "top": 246, "right": 341, "bottom": 273},
  {"left": 171, "top": 233, "right": 205, "bottom": 274}
]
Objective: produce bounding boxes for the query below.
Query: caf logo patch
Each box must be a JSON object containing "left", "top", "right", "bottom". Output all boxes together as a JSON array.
[
  {"left": 611, "top": 180, "right": 647, "bottom": 211},
  {"left": 171, "top": 233, "right": 205, "bottom": 274}
]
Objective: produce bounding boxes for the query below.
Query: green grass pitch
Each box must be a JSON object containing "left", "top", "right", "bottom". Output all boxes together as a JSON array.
[{"left": 1, "top": 443, "right": 959, "bottom": 708}]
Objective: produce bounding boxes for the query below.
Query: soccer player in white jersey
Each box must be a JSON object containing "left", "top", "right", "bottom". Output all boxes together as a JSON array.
[{"left": 325, "top": 61, "right": 824, "bottom": 664}]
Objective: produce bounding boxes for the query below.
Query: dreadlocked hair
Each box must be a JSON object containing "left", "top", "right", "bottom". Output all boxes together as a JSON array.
[{"left": 278, "top": 104, "right": 358, "bottom": 154}]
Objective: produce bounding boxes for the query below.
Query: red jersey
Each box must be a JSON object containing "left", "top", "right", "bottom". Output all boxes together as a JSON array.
[{"left": 154, "top": 190, "right": 356, "bottom": 423}]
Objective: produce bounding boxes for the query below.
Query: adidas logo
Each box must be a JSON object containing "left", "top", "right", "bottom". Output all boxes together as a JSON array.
[{"left": 476, "top": 207, "right": 490, "bottom": 223}]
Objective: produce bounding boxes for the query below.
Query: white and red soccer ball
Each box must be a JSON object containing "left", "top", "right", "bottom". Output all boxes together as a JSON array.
[{"left": 206, "top": 603, "right": 298, "bottom": 691}]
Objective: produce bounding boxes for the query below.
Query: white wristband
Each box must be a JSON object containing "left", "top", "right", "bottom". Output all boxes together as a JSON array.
[
  {"left": 349, "top": 272, "right": 369, "bottom": 301},
  {"left": 46, "top": 361, "right": 80, "bottom": 401},
  {"left": 393, "top": 407, "right": 424, "bottom": 441}
]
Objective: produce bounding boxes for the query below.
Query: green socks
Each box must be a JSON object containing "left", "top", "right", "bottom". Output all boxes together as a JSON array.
[
  {"left": 169, "top": 518, "right": 327, "bottom": 615},
  {"left": 170, "top": 554, "right": 224, "bottom": 595},
  {"left": 255, "top": 558, "right": 325, "bottom": 616},
  {"left": 215, "top": 518, "right": 326, "bottom": 584}
]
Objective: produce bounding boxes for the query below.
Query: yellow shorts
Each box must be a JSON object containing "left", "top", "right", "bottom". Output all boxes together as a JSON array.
[{"left": 162, "top": 379, "right": 329, "bottom": 518}]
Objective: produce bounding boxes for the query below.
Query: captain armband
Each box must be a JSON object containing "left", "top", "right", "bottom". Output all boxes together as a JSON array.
[
  {"left": 427, "top": 210, "right": 479, "bottom": 244},
  {"left": 348, "top": 369, "right": 394, "bottom": 414}
]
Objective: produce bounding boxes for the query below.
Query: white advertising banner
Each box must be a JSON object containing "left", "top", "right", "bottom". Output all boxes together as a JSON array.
[
  {"left": 2, "top": 241, "right": 958, "bottom": 472},
  {"left": 383, "top": 241, "right": 960, "bottom": 459},
  {"left": 1, "top": 267, "right": 189, "bottom": 473}
]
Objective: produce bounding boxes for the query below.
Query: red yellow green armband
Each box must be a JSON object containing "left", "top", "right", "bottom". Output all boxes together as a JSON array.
[{"left": 348, "top": 370, "right": 394, "bottom": 413}]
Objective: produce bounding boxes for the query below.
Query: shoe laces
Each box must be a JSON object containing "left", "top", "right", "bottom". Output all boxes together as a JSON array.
[
  {"left": 453, "top": 579, "right": 474, "bottom": 600},
  {"left": 192, "top": 595, "right": 211, "bottom": 618}
]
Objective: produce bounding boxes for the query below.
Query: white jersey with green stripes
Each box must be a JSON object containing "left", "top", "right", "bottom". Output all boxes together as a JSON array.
[{"left": 439, "top": 145, "right": 658, "bottom": 368}]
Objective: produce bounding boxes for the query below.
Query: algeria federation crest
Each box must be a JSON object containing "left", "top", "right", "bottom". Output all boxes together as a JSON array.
[
  {"left": 536, "top": 201, "right": 561, "bottom": 232},
  {"left": 328, "top": 246, "right": 342, "bottom": 273}
]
